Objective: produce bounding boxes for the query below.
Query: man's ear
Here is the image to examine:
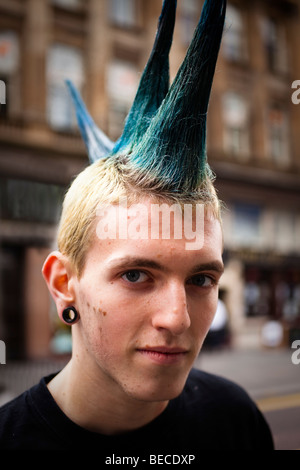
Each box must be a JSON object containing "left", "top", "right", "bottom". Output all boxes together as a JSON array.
[{"left": 42, "top": 251, "right": 76, "bottom": 313}]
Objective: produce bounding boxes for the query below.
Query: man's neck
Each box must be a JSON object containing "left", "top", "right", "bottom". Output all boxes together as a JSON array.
[{"left": 47, "top": 357, "right": 168, "bottom": 435}]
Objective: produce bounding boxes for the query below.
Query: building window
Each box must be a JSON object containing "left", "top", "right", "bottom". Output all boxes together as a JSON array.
[
  {"left": 51, "top": 0, "right": 83, "bottom": 9},
  {"left": 223, "top": 4, "right": 247, "bottom": 62},
  {"left": 106, "top": 60, "right": 139, "bottom": 139},
  {"left": 233, "top": 203, "right": 262, "bottom": 247},
  {"left": 0, "top": 177, "right": 64, "bottom": 224},
  {"left": 267, "top": 106, "right": 289, "bottom": 165},
  {"left": 222, "top": 92, "right": 250, "bottom": 158},
  {"left": 262, "top": 17, "right": 288, "bottom": 74},
  {"left": 244, "top": 268, "right": 271, "bottom": 318},
  {"left": 0, "top": 30, "right": 20, "bottom": 120},
  {"left": 47, "top": 44, "right": 84, "bottom": 131},
  {"left": 274, "top": 211, "right": 298, "bottom": 254},
  {"left": 108, "top": 0, "right": 139, "bottom": 29},
  {"left": 180, "top": 0, "right": 200, "bottom": 46}
]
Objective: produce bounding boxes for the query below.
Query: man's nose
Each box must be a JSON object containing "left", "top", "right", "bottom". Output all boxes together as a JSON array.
[{"left": 151, "top": 282, "right": 191, "bottom": 336}]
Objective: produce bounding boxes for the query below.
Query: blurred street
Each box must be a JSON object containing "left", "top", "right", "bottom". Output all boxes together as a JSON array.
[{"left": 0, "top": 347, "right": 299, "bottom": 450}]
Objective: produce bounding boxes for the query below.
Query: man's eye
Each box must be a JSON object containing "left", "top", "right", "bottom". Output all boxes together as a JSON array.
[
  {"left": 189, "top": 274, "right": 214, "bottom": 287},
  {"left": 121, "top": 270, "right": 149, "bottom": 283}
]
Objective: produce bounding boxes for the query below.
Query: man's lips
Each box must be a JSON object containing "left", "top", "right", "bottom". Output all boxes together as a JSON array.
[
  {"left": 136, "top": 346, "right": 189, "bottom": 365},
  {"left": 138, "top": 346, "right": 188, "bottom": 354}
]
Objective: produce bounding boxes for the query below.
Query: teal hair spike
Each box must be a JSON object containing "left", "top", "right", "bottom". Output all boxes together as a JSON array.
[
  {"left": 67, "top": 0, "right": 177, "bottom": 164},
  {"left": 127, "top": 0, "right": 226, "bottom": 191},
  {"left": 112, "top": 0, "right": 177, "bottom": 156},
  {"left": 68, "top": 0, "right": 226, "bottom": 194},
  {"left": 66, "top": 79, "right": 114, "bottom": 163}
]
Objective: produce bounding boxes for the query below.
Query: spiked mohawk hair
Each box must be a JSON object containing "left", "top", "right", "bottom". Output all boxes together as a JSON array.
[
  {"left": 67, "top": 0, "right": 226, "bottom": 197},
  {"left": 58, "top": 0, "right": 227, "bottom": 276}
]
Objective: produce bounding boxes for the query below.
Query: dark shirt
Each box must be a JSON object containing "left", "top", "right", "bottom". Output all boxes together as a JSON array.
[{"left": 0, "top": 368, "right": 274, "bottom": 454}]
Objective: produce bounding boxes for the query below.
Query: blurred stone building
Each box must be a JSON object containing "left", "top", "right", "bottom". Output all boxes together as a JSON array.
[{"left": 0, "top": 0, "right": 299, "bottom": 359}]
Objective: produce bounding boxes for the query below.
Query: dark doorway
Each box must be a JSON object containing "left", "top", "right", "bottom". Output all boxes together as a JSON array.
[{"left": 0, "top": 244, "right": 25, "bottom": 359}]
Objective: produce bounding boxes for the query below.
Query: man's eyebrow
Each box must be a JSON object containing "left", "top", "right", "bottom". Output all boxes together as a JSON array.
[
  {"left": 190, "top": 261, "right": 224, "bottom": 275},
  {"left": 107, "top": 257, "right": 224, "bottom": 275},
  {"left": 107, "top": 257, "right": 167, "bottom": 272}
]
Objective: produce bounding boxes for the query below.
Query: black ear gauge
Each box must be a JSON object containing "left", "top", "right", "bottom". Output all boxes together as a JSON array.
[{"left": 62, "top": 306, "right": 79, "bottom": 325}]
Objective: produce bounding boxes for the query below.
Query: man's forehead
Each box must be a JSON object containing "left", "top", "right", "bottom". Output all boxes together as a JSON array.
[
  {"left": 94, "top": 198, "right": 221, "bottom": 253},
  {"left": 88, "top": 212, "right": 223, "bottom": 277}
]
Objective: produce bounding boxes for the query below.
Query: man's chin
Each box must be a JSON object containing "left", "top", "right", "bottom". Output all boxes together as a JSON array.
[{"left": 126, "top": 374, "right": 189, "bottom": 404}]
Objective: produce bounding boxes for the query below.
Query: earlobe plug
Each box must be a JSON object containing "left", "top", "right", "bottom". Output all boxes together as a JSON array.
[{"left": 62, "top": 306, "right": 80, "bottom": 325}]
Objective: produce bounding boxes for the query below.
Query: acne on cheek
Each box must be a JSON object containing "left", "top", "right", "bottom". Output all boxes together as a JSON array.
[
  {"left": 91, "top": 304, "right": 108, "bottom": 317},
  {"left": 83, "top": 298, "right": 108, "bottom": 317},
  {"left": 99, "top": 307, "right": 107, "bottom": 316}
]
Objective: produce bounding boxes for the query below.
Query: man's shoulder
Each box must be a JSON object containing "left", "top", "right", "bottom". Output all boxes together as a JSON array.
[
  {"left": 0, "top": 376, "right": 61, "bottom": 450},
  {"left": 185, "top": 368, "right": 253, "bottom": 406},
  {"left": 170, "top": 368, "right": 274, "bottom": 450},
  {"left": 181, "top": 368, "right": 266, "bottom": 427},
  {"left": 0, "top": 390, "right": 28, "bottom": 420},
  {"left": 0, "top": 389, "right": 32, "bottom": 447}
]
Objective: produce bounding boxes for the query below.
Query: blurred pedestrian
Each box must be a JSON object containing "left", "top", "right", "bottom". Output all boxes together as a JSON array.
[{"left": 205, "top": 298, "right": 230, "bottom": 349}]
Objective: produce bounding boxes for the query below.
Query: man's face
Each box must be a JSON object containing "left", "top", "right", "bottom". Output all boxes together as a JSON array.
[{"left": 71, "top": 199, "right": 224, "bottom": 403}]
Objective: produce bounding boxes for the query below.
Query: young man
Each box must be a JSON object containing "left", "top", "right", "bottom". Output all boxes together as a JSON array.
[{"left": 0, "top": 0, "right": 274, "bottom": 453}]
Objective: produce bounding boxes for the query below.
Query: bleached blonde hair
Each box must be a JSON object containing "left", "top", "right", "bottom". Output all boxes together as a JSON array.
[{"left": 57, "top": 158, "right": 222, "bottom": 278}]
